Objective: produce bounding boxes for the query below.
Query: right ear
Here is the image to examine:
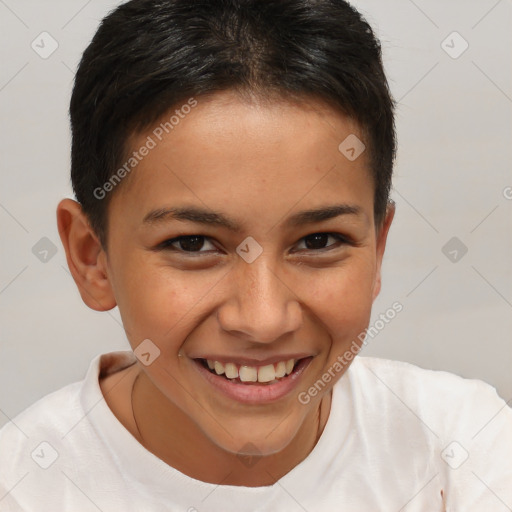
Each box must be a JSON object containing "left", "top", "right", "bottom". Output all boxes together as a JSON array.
[{"left": 56, "top": 199, "right": 116, "bottom": 311}]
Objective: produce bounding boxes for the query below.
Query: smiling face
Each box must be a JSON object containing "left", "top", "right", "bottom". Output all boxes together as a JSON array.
[{"left": 60, "top": 89, "right": 393, "bottom": 480}]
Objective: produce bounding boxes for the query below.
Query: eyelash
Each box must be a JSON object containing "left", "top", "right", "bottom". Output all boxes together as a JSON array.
[{"left": 156, "top": 232, "right": 354, "bottom": 255}]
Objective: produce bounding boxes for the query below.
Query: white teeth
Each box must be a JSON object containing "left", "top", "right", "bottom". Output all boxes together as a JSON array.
[
  {"left": 214, "top": 361, "right": 225, "bottom": 375},
  {"left": 258, "top": 364, "right": 276, "bottom": 383},
  {"left": 239, "top": 366, "right": 258, "bottom": 382},
  {"left": 224, "top": 362, "right": 238, "bottom": 379},
  {"left": 275, "top": 361, "right": 286, "bottom": 378},
  {"left": 205, "top": 358, "right": 298, "bottom": 383}
]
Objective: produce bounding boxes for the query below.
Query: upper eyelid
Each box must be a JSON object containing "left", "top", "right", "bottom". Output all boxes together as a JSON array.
[
  {"left": 293, "top": 233, "right": 353, "bottom": 250},
  {"left": 160, "top": 232, "right": 351, "bottom": 252}
]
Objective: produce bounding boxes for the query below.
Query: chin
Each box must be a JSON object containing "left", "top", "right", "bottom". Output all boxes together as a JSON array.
[{"left": 204, "top": 412, "right": 304, "bottom": 458}]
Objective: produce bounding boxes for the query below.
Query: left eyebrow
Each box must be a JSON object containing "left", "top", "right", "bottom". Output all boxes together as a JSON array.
[
  {"left": 142, "top": 203, "right": 364, "bottom": 231},
  {"left": 285, "top": 204, "right": 363, "bottom": 227}
]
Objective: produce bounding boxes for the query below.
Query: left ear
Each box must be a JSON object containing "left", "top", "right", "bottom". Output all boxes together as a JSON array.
[{"left": 372, "top": 201, "right": 395, "bottom": 301}]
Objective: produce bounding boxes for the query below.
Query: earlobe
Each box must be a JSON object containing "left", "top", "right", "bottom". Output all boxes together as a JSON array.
[
  {"left": 372, "top": 201, "right": 395, "bottom": 301},
  {"left": 57, "top": 198, "right": 117, "bottom": 312}
]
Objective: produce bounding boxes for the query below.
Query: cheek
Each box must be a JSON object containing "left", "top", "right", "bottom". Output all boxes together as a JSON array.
[
  {"left": 112, "top": 248, "right": 377, "bottom": 349},
  {"left": 302, "top": 262, "right": 376, "bottom": 381},
  {"left": 307, "top": 254, "right": 376, "bottom": 323},
  {"left": 112, "top": 257, "right": 224, "bottom": 347}
]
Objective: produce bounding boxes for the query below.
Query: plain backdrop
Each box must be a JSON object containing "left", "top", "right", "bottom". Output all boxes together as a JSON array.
[{"left": 1, "top": 0, "right": 511, "bottom": 430}]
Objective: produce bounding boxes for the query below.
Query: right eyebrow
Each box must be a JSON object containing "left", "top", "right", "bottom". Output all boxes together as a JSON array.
[{"left": 142, "top": 206, "right": 242, "bottom": 232}]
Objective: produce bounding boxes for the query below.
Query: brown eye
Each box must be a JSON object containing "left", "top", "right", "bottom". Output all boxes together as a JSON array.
[
  {"left": 159, "top": 235, "right": 217, "bottom": 253},
  {"left": 304, "top": 233, "right": 330, "bottom": 250},
  {"left": 176, "top": 236, "right": 205, "bottom": 252},
  {"left": 297, "top": 233, "right": 350, "bottom": 251}
]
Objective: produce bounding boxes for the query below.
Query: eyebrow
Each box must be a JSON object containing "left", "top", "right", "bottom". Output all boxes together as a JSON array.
[{"left": 142, "top": 204, "right": 363, "bottom": 231}]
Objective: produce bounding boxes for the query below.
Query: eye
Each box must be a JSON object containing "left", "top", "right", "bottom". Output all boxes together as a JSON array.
[
  {"left": 156, "top": 232, "right": 353, "bottom": 255},
  {"left": 294, "top": 232, "right": 351, "bottom": 251},
  {"left": 158, "top": 235, "right": 217, "bottom": 253}
]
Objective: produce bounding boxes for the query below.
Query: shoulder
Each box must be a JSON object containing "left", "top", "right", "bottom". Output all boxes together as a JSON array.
[
  {"left": 0, "top": 379, "right": 84, "bottom": 508},
  {"left": 0, "top": 377, "right": 83, "bottom": 438},
  {"left": 348, "top": 355, "right": 512, "bottom": 439},
  {"left": 0, "top": 351, "right": 136, "bottom": 491},
  {"left": 0, "top": 379, "right": 83, "bottom": 466},
  {"left": 328, "top": 357, "right": 512, "bottom": 506},
  {"left": 350, "top": 355, "right": 506, "bottom": 403},
  {"left": 0, "top": 350, "right": 137, "bottom": 453}
]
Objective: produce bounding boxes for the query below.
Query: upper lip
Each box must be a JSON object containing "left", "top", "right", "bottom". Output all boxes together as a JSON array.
[{"left": 192, "top": 354, "right": 313, "bottom": 367}]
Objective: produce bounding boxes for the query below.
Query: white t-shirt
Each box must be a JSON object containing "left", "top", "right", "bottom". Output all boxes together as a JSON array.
[{"left": 0, "top": 351, "right": 511, "bottom": 511}]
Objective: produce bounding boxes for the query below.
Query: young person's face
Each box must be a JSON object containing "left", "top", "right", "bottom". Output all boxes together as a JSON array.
[{"left": 95, "top": 91, "right": 392, "bottom": 457}]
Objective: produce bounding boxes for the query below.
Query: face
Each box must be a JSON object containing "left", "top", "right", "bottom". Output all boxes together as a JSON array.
[{"left": 100, "top": 91, "right": 392, "bottom": 457}]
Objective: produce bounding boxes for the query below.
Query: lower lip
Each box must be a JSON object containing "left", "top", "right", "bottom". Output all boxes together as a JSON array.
[{"left": 192, "top": 357, "right": 312, "bottom": 404}]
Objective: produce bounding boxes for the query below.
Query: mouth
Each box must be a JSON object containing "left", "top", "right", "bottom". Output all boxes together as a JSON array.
[
  {"left": 200, "top": 357, "right": 301, "bottom": 384},
  {"left": 192, "top": 356, "right": 313, "bottom": 404}
]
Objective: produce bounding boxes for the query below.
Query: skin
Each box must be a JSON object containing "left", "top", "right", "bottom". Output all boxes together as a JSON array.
[{"left": 57, "top": 90, "right": 394, "bottom": 487}]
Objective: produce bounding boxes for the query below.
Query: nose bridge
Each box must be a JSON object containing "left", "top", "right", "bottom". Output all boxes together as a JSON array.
[{"left": 218, "top": 254, "right": 302, "bottom": 343}]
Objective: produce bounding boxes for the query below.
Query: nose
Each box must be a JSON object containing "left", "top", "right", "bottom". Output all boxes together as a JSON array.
[{"left": 216, "top": 257, "right": 303, "bottom": 344}]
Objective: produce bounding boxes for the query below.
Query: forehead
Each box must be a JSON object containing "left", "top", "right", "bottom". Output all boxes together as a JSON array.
[{"left": 111, "top": 91, "right": 373, "bottom": 225}]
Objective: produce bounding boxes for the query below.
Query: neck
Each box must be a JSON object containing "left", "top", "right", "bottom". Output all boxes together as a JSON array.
[{"left": 131, "top": 370, "right": 331, "bottom": 487}]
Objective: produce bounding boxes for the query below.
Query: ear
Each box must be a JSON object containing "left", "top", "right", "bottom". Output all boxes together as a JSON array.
[
  {"left": 57, "top": 198, "right": 116, "bottom": 311},
  {"left": 372, "top": 201, "right": 395, "bottom": 301}
]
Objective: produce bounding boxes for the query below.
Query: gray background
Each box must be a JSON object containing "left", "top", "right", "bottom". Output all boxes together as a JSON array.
[{"left": 1, "top": 0, "right": 511, "bottom": 430}]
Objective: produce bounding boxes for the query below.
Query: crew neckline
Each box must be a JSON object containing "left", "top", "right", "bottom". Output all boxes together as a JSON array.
[{"left": 80, "top": 350, "right": 354, "bottom": 500}]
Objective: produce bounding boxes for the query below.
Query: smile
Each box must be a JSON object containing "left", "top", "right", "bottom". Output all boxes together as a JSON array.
[
  {"left": 203, "top": 358, "right": 297, "bottom": 384},
  {"left": 192, "top": 356, "right": 313, "bottom": 404}
]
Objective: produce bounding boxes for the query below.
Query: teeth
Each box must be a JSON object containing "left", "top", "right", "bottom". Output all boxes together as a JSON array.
[
  {"left": 275, "top": 361, "right": 286, "bottom": 378},
  {"left": 214, "top": 361, "right": 225, "bottom": 375},
  {"left": 258, "top": 364, "right": 276, "bottom": 383},
  {"left": 224, "top": 362, "right": 238, "bottom": 379},
  {"left": 239, "top": 366, "right": 258, "bottom": 382},
  {"left": 205, "top": 358, "right": 297, "bottom": 383}
]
